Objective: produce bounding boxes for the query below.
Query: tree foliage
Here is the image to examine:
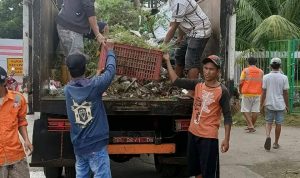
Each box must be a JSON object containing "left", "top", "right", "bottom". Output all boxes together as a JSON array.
[
  {"left": 236, "top": 0, "right": 300, "bottom": 50},
  {"left": 95, "top": 0, "right": 141, "bottom": 30},
  {"left": 0, "top": 0, "right": 23, "bottom": 39}
]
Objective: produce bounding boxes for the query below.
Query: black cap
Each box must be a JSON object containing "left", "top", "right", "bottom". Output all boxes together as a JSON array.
[
  {"left": 202, "top": 55, "right": 222, "bottom": 69},
  {"left": 84, "top": 21, "right": 108, "bottom": 39},
  {"left": 66, "top": 54, "right": 87, "bottom": 78},
  {"left": 98, "top": 22, "right": 107, "bottom": 33},
  {"left": 247, "top": 57, "right": 257, "bottom": 65},
  {"left": 0, "top": 66, "right": 7, "bottom": 84}
]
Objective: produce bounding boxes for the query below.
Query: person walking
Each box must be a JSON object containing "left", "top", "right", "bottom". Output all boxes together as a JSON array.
[
  {"left": 163, "top": 53, "right": 232, "bottom": 178},
  {"left": 0, "top": 67, "right": 33, "bottom": 178},
  {"left": 260, "top": 57, "right": 289, "bottom": 151},
  {"left": 64, "top": 43, "right": 116, "bottom": 178},
  {"left": 239, "top": 57, "right": 264, "bottom": 133},
  {"left": 164, "top": 0, "right": 211, "bottom": 82}
]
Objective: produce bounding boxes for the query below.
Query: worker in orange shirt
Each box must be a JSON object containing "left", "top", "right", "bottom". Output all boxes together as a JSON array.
[
  {"left": 0, "top": 66, "right": 33, "bottom": 178},
  {"left": 164, "top": 53, "right": 232, "bottom": 178},
  {"left": 239, "top": 57, "right": 264, "bottom": 133}
]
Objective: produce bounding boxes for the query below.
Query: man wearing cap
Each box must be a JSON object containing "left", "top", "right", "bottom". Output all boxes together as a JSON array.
[
  {"left": 164, "top": 0, "right": 211, "bottom": 83},
  {"left": 64, "top": 43, "right": 116, "bottom": 178},
  {"left": 56, "top": 0, "right": 106, "bottom": 56},
  {"left": 260, "top": 57, "right": 289, "bottom": 151},
  {"left": 239, "top": 57, "right": 264, "bottom": 133},
  {"left": 163, "top": 53, "right": 232, "bottom": 178},
  {"left": 0, "top": 67, "right": 33, "bottom": 178}
]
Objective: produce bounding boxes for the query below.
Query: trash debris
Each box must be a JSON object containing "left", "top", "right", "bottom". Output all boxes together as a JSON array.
[
  {"left": 48, "top": 80, "right": 64, "bottom": 96},
  {"left": 46, "top": 66, "right": 186, "bottom": 99},
  {"left": 104, "top": 68, "right": 184, "bottom": 99}
]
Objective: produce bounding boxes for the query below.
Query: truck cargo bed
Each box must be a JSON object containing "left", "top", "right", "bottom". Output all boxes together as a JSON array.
[{"left": 40, "top": 96, "right": 193, "bottom": 116}]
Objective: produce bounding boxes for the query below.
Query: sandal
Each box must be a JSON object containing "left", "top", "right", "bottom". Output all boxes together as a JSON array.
[
  {"left": 264, "top": 137, "right": 271, "bottom": 151},
  {"left": 273, "top": 143, "right": 280, "bottom": 149},
  {"left": 246, "top": 128, "right": 256, "bottom": 133}
]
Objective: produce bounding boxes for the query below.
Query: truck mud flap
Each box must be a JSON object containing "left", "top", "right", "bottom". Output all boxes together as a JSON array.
[{"left": 30, "top": 115, "right": 75, "bottom": 167}]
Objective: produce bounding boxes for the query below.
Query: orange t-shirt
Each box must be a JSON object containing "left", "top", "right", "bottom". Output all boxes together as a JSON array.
[
  {"left": 188, "top": 83, "right": 232, "bottom": 139},
  {"left": 0, "top": 90, "right": 28, "bottom": 165}
]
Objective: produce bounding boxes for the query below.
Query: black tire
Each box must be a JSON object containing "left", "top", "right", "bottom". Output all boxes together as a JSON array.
[
  {"left": 154, "top": 155, "right": 162, "bottom": 173},
  {"left": 65, "top": 166, "right": 76, "bottom": 178},
  {"left": 44, "top": 167, "right": 62, "bottom": 178},
  {"left": 176, "top": 165, "right": 188, "bottom": 177},
  {"left": 160, "top": 164, "right": 177, "bottom": 177},
  {"left": 110, "top": 155, "right": 132, "bottom": 163}
]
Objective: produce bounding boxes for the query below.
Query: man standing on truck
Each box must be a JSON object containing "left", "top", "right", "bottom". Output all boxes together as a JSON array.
[
  {"left": 0, "top": 66, "right": 33, "bottom": 178},
  {"left": 163, "top": 53, "right": 232, "bottom": 178},
  {"left": 56, "top": 0, "right": 106, "bottom": 56},
  {"left": 260, "top": 58, "right": 289, "bottom": 151},
  {"left": 164, "top": 0, "right": 211, "bottom": 89},
  {"left": 64, "top": 43, "right": 116, "bottom": 178},
  {"left": 239, "top": 57, "right": 263, "bottom": 133}
]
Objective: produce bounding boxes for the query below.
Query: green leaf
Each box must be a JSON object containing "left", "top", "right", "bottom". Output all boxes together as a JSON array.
[
  {"left": 236, "top": 0, "right": 300, "bottom": 51},
  {"left": 250, "top": 15, "right": 300, "bottom": 48}
]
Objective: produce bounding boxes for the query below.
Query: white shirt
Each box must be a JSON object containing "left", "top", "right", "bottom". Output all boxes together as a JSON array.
[
  {"left": 262, "top": 71, "right": 289, "bottom": 110},
  {"left": 169, "top": 0, "right": 211, "bottom": 38}
]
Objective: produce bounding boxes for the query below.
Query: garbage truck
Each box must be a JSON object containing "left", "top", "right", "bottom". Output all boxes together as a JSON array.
[{"left": 24, "top": 0, "right": 235, "bottom": 177}]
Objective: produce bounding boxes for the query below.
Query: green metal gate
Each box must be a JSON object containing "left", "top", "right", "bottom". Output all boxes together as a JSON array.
[{"left": 268, "top": 39, "right": 300, "bottom": 113}]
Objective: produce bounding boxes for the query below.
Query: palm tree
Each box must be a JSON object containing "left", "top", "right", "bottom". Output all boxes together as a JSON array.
[{"left": 236, "top": 0, "right": 300, "bottom": 50}]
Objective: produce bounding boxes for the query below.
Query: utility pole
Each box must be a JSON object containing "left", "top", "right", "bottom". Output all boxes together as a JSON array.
[
  {"left": 228, "top": 13, "right": 236, "bottom": 82},
  {"left": 23, "top": 0, "right": 31, "bottom": 76}
]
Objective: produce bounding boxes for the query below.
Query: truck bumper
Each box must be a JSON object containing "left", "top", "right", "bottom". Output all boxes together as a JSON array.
[{"left": 108, "top": 143, "right": 175, "bottom": 154}]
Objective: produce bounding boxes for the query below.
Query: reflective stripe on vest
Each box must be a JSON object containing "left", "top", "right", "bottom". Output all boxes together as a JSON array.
[
  {"left": 244, "top": 69, "right": 263, "bottom": 81},
  {"left": 241, "top": 67, "right": 263, "bottom": 95}
]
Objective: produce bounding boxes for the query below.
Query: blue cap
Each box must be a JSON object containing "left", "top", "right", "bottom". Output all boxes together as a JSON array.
[{"left": 0, "top": 67, "right": 7, "bottom": 84}]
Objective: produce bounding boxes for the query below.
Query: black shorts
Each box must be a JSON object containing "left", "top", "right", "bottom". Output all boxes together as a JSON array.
[
  {"left": 175, "top": 37, "right": 209, "bottom": 70},
  {"left": 187, "top": 132, "right": 220, "bottom": 178}
]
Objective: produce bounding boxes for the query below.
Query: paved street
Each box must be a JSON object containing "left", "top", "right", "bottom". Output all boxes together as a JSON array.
[{"left": 27, "top": 114, "right": 300, "bottom": 178}]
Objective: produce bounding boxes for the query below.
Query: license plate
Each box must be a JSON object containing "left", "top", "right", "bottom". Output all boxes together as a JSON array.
[{"left": 112, "top": 137, "right": 154, "bottom": 143}]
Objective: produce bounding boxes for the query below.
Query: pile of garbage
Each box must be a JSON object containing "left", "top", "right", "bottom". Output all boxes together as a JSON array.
[
  {"left": 48, "top": 66, "right": 186, "bottom": 99},
  {"left": 104, "top": 68, "right": 184, "bottom": 99}
]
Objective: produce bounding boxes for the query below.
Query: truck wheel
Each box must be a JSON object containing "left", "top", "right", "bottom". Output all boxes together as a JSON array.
[
  {"left": 43, "top": 167, "right": 62, "bottom": 178},
  {"left": 154, "top": 155, "right": 162, "bottom": 173},
  {"left": 161, "top": 164, "right": 177, "bottom": 177},
  {"left": 110, "top": 155, "right": 132, "bottom": 163},
  {"left": 176, "top": 165, "right": 188, "bottom": 177},
  {"left": 65, "top": 166, "right": 76, "bottom": 178}
]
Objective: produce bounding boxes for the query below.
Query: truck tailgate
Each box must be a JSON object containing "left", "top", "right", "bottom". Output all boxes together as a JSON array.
[{"left": 40, "top": 96, "right": 193, "bottom": 116}]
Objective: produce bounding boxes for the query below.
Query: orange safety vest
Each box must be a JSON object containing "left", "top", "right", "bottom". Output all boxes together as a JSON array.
[{"left": 241, "top": 66, "right": 263, "bottom": 95}]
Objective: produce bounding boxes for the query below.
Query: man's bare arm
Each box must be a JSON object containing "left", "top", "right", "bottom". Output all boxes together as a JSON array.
[
  {"left": 163, "top": 53, "right": 178, "bottom": 83},
  {"left": 260, "top": 89, "right": 266, "bottom": 109},
  {"left": 283, "top": 90, "right": 289, "bottom": 112},
  {"left": 88, "top": 16, "right": 105, "bottom": 44},
  {"left": 19, "top": 126, "right": 33, "bottom": 156},
  {"left": 239, "top": 81, "right": 244, "bottom": 94},
  {"left": 164, "top": 22, "right": 180, "bottom": 44},
  {"left": 221, "top": 124, "right": 231, "bottom": 153}
]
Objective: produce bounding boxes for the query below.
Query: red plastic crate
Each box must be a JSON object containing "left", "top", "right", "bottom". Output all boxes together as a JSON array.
[{"left": 99, "top": 42, "right": 163, "bottom": 80}]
